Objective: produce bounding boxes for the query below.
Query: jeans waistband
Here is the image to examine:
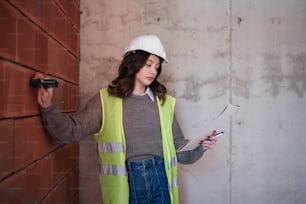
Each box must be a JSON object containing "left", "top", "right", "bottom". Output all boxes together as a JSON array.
[{"left": 126, "top": 156, "right": 164, "bottom": 171}]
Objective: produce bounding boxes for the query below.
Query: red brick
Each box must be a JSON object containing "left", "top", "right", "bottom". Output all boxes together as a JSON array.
[
  {"left": 47, "top": 178, "right": 68, "bottom": 203},
  {"left": 41, "top": 1, "right": 58, "bottom": 37},
  {"left": 54, "top": 0, "right": 80, "bottom": 53},
  {"left": 0, "top": 170, "right": 29, "bottom": 203},
  {"left": 11, "top": 0, "right": 80, "bottom": 55},
  {"left": 53, "top": 144, "right": 78, "bottom": 183},
  {"left": 53, "top": 15, "right": 70, "bottom": 51},
  {"left": 25, "top": 155, "right": 55, "bottom": 201},
  {"left": 0, "top": 120, "right": 14, "bottom": 180},
  {"left": 12, "top": 0, "right": 78, "bottom": 58},
  {"left": 45, "top": 36, "right": 80, "bottom": 84},
  {"left": 67, "top": 166, "right": 79, "bottom": 200},
  {"left": 0, "top": 155, "right": 55, "bottom": 203},
  {"left": 47, "top": 165, "right": 78, "bottom": 204},
  {"left": 74, "top": 59, "right": 79, "bottom": 84},
  {"left": 66, "top": 52, "right": 79, "bottom": 83},
  {"left": 0, "top": 62, "right": 39, "bottom": 118},
  {"left": 0, "top": 146, "right": 78, "bottom": 203},
  {"left": 10, "top": 0, "right": 44, "bottom": 26},
  {"left": 68, "top": 27, "right": 80, "bottom": 57},
  {"left": 16, "top": 14, "right": 38, "bottom": 68},
  {"left": 71, "top": 193, "right": 79, "bottom": 204},
  {"left": 75, "top": 0, "right": 80, "bottom": 6},
  {"left": 0, "top": 1, "right": 80, "bottom": 203},
  {"left": 55, "top": 0, "right": 80, "bottom": 30},
  {"left": 73, "top": 1, "right": 80, "bottom": 30},
  {"left": 0, "top": 61, "right": 39, "bottom": 118},
  {"left": 0, "top": 167, "right": 36, "bottom": 203},
  {"left": 0, "top": 1, "right": 17, "bottom": 61},
  {"left": 36, "top": 31, "right": 49, "bottom": 72},
  {"left": 56, "top": 0, "right": 80, "bottom": 57},
  {"left": 14, "top": 116, "right": 59, "bottom": 171},
  {"left": 47, "top": 36, "right": 67, "bottom": 79},
  {"left": 41, "top": 1, "right": 71, "bottom": 51},
  {"left": 70, "top": 1, "right": 80, "bottom": 30},
  {"left": 57, "top": 81, "right": 79, "bottom": 112},
  {"left": 40, "top": 197, "right": 49, "bottom": 204}
]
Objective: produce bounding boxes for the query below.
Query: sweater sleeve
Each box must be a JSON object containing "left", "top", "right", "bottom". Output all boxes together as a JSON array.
[
  {"left": 173, "top": 114, "right": 207, "bottom": 164},
  {"left": 40, "top": 93, "right": 102, "bottom": 143}
]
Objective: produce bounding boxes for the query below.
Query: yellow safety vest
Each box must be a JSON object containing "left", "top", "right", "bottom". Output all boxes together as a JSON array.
[{"left": 94, "top": 88, "right": 179, "bottom": 204}]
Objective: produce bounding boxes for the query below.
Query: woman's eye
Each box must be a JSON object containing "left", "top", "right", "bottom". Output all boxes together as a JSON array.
[{"left": 146, "top": 64, "right": 152, "bottom": 67}]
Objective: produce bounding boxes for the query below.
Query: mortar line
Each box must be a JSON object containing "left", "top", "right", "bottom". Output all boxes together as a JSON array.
[{"left": 0, "top": 56, "right": 79, "bottom": 86}]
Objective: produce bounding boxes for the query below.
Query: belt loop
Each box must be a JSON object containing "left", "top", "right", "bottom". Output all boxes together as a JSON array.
[{"left": 152, "top": 156, "right": 156, "bottom": 166}]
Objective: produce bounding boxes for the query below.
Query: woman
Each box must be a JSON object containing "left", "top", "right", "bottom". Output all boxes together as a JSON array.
[{"left": 35, "top": 34, "right": 217, "bottom": 204}]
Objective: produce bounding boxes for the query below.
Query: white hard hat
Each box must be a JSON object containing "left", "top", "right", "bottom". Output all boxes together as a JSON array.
[{"left": 124, "top": 34, "right": 168, "bottom": 62}]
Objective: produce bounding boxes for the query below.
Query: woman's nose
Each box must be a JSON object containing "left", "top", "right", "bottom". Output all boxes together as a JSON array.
[{"left": 150, "top": 68, "right": 157, "bottom": 74}]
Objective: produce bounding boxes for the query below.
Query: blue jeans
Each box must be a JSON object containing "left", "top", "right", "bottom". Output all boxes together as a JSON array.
[{"left": 127, "top": 156, "right": 171, "bottom": 204}]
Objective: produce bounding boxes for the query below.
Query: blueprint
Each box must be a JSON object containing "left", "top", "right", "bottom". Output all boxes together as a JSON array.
[{"left": 177, "top": 103, "right": 240, "bottom": 152}]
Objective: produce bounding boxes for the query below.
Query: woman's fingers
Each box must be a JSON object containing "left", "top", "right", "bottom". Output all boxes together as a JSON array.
[{"left": 32, "top": 72, "right": 54, "bottom": 109}]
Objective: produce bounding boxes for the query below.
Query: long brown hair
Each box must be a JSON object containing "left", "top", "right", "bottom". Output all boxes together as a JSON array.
[{"left": 108, "top": 50, "right": 167, "bottom": 103}]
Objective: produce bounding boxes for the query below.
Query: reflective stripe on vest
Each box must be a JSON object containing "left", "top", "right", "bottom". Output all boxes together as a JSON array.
[
  {"left": 97, "top": 142, "right": 124, "bottom": 153},
  {"left": 170, "top": 156, "right": 178, "bottom": 188},
  {"left": 171, "top": 177, "right": 178, "bottom": 188},
  {"left": 170, "top": 156, "right": 177, "bottom": 168},
  {"left": 97, "top": 142, "right": 127, "bottom": 176},
  {"left": 99, "top": 164, "right": 127, "bottom": 176}
]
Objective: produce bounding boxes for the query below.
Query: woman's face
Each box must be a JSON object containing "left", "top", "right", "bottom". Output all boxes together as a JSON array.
[{"left": 134, "top": 54, "right": 161, "bottom": 93}]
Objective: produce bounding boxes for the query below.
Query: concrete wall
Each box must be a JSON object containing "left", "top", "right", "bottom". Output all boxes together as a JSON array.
[{"left": 79, "top": 0, "right": 306, "bottom": 203}]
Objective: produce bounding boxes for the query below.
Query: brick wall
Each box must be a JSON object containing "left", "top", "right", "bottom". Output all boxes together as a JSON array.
[{"left": 0, "top": 0, "right": 80, "bottom": 203}]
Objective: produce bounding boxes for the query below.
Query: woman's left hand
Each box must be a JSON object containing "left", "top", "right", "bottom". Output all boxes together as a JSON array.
[{"left": 199, "top": 130, "right": 218, "bottom": 150}]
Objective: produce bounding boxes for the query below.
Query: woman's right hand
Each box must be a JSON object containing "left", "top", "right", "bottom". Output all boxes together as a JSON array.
[{"left": 32, "top": 72, "right": 54, "bottom": 109}]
